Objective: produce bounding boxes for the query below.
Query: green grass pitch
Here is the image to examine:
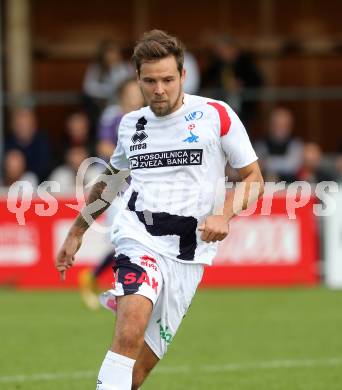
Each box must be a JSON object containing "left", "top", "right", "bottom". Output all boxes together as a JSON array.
[{"left": 1, "top": 287, "right": 342, "bottom": 389}]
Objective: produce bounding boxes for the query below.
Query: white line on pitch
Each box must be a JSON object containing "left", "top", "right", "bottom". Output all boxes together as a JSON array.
[
  {"left": 1, "top": 357, "right": 342, "bottom": 383},
  {"left": 0, "top": 371, "right": 97, "bottom": 384},
  {"left": 202, "top": 357, "right": 342, "bottom": 372}
]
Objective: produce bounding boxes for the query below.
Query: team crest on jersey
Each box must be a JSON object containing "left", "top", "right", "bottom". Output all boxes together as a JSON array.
[
  {"left": 183, "top": 124, "right": 199, "bottom": 143},
  {"left": 131, "top": 116, "right": 148, "bottom": 151}
]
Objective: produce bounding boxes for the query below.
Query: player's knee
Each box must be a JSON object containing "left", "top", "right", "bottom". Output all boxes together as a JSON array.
[{"left": 115, "top": 327, "right": 145, "bottom": 355}]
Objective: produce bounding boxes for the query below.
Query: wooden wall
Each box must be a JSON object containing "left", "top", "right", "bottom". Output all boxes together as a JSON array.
[{"left": 18, "top": 0, "right": 342, "bottom": 150}]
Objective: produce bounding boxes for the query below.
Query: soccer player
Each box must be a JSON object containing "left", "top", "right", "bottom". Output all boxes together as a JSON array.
[{"left": 56, "top": 30, "right": 264, "bottom": 390}]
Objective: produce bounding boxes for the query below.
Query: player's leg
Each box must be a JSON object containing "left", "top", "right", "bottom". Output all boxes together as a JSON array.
[
  {"left": 96, "top": 294, "right": 152, "bottom": 390},
  {"left": 79, "top": 251, "right": 115, "bottom": 310},
  {"left": 143, "top": 258, "right": 204, "bottom": 371},
  {"left": 94, "top": 251, "right": 116, "bottom": 278},
  {"left": 132, "top": 342, "right": 160, "bottom": 390},
  {"left": 78, "top": 267, "right": 99, "bottom": 309},
  {"left": 112, "top": 294, "right": 152, "bottom": 357},
  {"left": 130, "top": 260, "right": 204, "bottom": 390}
]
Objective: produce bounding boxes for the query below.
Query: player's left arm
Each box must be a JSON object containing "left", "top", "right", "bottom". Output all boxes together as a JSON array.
[
  {"left": 199, "top": 161, "right": 264, "bottom": 243},
  {"left": 199, "top": 101, "right": 264, "bottom": 243}
]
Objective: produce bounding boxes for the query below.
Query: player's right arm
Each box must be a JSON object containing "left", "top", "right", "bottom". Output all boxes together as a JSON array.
[
  {"left": 55, "top": 165, "right": 129, "bottom": 280},
  {"left": 56, "top": 112, "right": 131, "bottom": 280}
]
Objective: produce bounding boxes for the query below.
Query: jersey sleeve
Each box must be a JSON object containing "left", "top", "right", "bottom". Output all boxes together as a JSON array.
[
  {"left": 109, "top": 121, "right": 130, "bottom": 170},
  {"left": 217, "top": 103, "right": 258, "bottom": 169}
]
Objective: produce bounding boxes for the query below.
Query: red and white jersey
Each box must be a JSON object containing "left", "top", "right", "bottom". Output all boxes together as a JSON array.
[{"left": 110, "top": 94, "right": 257, "bottom": 265}]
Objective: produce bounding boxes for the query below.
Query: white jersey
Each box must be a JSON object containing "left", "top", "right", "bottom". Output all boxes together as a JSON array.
[{"left": 110, "top": 94, "right": 257, "bottom": 265}]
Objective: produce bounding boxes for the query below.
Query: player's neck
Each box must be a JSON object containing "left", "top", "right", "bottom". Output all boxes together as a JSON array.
[{"left": 170, "top": 92, "right": 185, "bottom": 114}]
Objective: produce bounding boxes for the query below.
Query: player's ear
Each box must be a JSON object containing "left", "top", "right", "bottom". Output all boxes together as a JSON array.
[
  {"left": 180, "top": 68, "right": 186, "bottom": 84},
  {"left": 136, "top": 70, "right": 143, "bottom": 89}
]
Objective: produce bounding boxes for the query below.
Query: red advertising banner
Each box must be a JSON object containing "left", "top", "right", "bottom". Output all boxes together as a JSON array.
[
  {"left": 0, "top": 198, "right": 113, "bottom": 288},
  {"left": 203, "top": 196, "right": 319, "bottom": 286},
  {"left": 0, "top": 196, "right": 319, "bottom": 288}
]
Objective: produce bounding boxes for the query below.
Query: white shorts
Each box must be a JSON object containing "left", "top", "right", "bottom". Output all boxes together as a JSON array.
[{"left": 110, "top": 239, "right": 204, "bottom": 359}]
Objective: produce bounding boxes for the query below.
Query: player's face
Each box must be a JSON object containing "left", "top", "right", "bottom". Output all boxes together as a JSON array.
[{"left": 137, "top": 55, "right": 185, "bottom": 117}]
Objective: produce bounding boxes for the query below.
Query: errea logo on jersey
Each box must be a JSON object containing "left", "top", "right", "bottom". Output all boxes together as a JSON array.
[
  {"left": 184, "top": 111, "right": 203, "bottom": 121},
  {"left": 131, "top": 116, "right": 148, "bottom": 151}
]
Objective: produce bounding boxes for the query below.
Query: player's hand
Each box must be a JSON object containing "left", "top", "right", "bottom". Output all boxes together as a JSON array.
[
  {"left": 55, "top": 233, "right": 83, "bottom": 281},
  {"left": 198, "top": 215, "right": 230, "bottom": 243}
]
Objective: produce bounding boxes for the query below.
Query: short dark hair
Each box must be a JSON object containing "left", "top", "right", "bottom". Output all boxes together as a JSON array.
[{"left": 132, "top": 29, "right": 185, "bottom": 75}]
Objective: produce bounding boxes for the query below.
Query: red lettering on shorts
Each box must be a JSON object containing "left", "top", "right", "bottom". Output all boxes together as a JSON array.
[
  {"left": 151, "top": 277, "right": 158, "bottom": 293},
  {"left": 141, "top": 255, "right": 156, "bottom": 263},
  {"left": 123, "top": 271, "right": 158, "bottom": 294},
  {"left": 124, "top": 272, "right": 137, "bottom": 284},
  {"left": 141, "top": 262, "right": 157, "bottom": 271},
  {"left": 140, "top": 255, "right": 158, "bottom": 271},
  {"left": 137, "top": 272, "right": 150, "bottom": 286}
]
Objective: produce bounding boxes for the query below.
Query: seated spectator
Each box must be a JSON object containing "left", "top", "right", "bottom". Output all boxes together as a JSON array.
[
  {"left": 183, "top": 51, "right": 200, "bottom": 95},
  {"left": 49, "top": 146, "right": 99, "bottom": 195},
  {"left": 201, "top": 33, "right": 263, "bottom": 127},
  {"left": 336, "top": 155, "right": 342, "bottom": 179},
  {"left": 62, "top": 110, "right": 93, "bottom": 157},
  {"left": 5, "top": 107, "right": 51, "bottom": 183},
  {"left": 254, "top": 107, "right": 303, "bottom": 182},
  {"left": 296, "top": 142, "right": 336, "bottom": 183},
  {"left": 96, "top": 78, "right": 144, "bottom": 161},
  {"left": 1, "top": 149, "right": 38, "bottom": 188},
  {"left": 335, "top": 145, "right": 342, "bottom": 182},
  {"left": 82, "top": 40, "right": 134, "bottom": 136}
]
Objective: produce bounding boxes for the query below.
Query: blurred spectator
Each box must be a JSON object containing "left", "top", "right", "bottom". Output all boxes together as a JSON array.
[
  {"left": 5, "top": 107, "right": 51, "bottom": 183},
  {"left": 1, "top": 149, "right": 38, "bottom": 188},
  {"left": 96, "top": 78, "right": 144, "bottom": 161},
  {"left": 254, "top": 107, "right": 303, "bottom": 182},
  {"left": 201, "top": 33, "right": 263, "bottom": 127},
  {"left": 335, "top": 144, "right": 342, "bottom": 182},
  {"left": 82, "top": 40, "right": 134, "bottom": 136},
  {"left": 183, "top": 51, "right": 200, "bottom": 95},
  {"left": 62, "top": 110, "right": 93, "bottom": 158},
  {"left": 49, "top": 146, "right": 99, "bottom": 194},
  {"left": 296, "top": 142, "right": 336, "bottom": 183},
  {"left": 335, "top": 153, "right": 342, "bottom": 182}
]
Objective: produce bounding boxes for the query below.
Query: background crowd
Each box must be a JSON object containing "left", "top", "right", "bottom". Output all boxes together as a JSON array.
[{"left": 2, "top": 33, "right": 342, "bottom": 194}]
